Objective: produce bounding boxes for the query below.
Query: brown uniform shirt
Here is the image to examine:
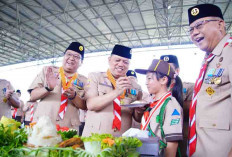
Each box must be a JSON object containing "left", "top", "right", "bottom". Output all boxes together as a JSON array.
[
  {"left": 82, "top": 72, "right": 142, "bottom": 137},
  {"left": 149, "top": 96, "right": 183, "bottom": 143},
  {"left": 193, "top": 34, "right": 232, "bottom": 157},
  {"left": 180, "top": 82, "right": 194, "bottom": 157},
  {"left": 0, "top": 79, "right": 17, "bottom": 119},
  {"left": 28, "top": 66, "right": 87, "bottom": 130},
  {"left": 23, "top": 101, "right": 38, "bottom": 122}
]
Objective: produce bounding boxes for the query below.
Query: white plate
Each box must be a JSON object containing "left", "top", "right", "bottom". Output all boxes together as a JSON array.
[{"left": 122, "top": 103, "right": 148, "bottom": 108}]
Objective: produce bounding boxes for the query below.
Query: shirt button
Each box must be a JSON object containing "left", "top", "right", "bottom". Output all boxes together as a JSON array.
[{"left": 212, "top": 124, "right": 216, "bottom": 127}]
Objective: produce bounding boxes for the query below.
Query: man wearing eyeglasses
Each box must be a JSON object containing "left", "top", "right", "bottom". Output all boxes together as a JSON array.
[
  {"left": 82, "top": 45, "right": 143, "bottom": 137},
  {"left": 187, "top": 4, "right": 232, "bottom": 157},
  {"left": 28, "top": 42, "right": 87, "bottom": 132}
]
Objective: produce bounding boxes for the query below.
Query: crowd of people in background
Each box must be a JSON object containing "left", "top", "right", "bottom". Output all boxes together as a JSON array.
[{"left": 1, "top": 3, "right": 232, "bottom": 157}]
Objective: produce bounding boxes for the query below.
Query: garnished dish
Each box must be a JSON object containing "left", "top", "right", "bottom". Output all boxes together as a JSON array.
[{"left": 0, "top": 116, "right": 142, "bottom": 157}]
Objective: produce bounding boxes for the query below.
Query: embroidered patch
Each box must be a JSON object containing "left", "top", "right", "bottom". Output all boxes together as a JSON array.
[
  {"left": 207, "top": 68, "right": 215, "bottom": 77},
  {"left": 73, "top": 79, "right": 78, "bottom": 86},
  {"left": 183, "top": 88, "right": 187, "bottom": 94},
  {"left": 219, "top": 57, "right": 223, "bottom": 62},
  {"left": 171, "top": 109, "right": 180, "bottom": 116},
  {"left": 86, "top": 79, "right": 91, "bottom": 87},
  {"left": 213, "top": 77, "right": 221, "bottom": 85},
  {"left": 206, "top": 87, "right": 215, "bottom": 96},
  {"left": 170, "top": 118, "right": 180, "bottom": 125}
]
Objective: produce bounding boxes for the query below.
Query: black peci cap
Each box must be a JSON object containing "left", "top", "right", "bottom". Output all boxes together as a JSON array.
[
  {"left": 160, "top": 55, "right": 179, "bottom": 68},
  {"left": 111, "top": 44, "right": 132, "bottom": 59},
  {"left": 65, "top": 42, "right": 85, "bottom": 60},
  {"left": 126, "top": 70, "right": 137, "bottom": 78},
  {"left": 16, "top": 89, "right": 21, "bottom": 94},
  {"left": 188, "top": 4, "right": 223, "bottom": 25}
]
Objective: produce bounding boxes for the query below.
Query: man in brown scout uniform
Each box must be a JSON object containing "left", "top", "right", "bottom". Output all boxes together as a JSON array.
[
  {"left": 23, "top": 101, "right": 38, "bottom": 126},
  {"left": 187, "top": 4, "right": 232, "bottom": 157},
  {"left": 82, "top": 45, "right": 143, "bottom": 137},
  {"left": 28, "top": 42, "right": 87, "bottom": 131},
  {"left": 11, "top": 90, "right": 25, "bottom": 123},
  {"left": 160, "top": 55, "right": 194, "bottom": 157},
  {"left": 0, "top": 79, "right": 20, "bottom": 119}
]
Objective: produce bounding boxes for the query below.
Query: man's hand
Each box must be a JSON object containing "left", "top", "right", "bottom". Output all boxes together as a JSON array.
[
  {"left": 46, "top": 67, "right": 59, "bottom": 90},
  {"left": 5, "top": 84, "right": 14, "bottom": 99},
  {"left": 115, "top": 77, "right": 132, "bottom": 96},
  {"left": 63, "top": 87, "right": 76, "bottom": 99}
]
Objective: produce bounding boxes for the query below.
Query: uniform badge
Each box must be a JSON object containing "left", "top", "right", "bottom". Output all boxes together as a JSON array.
[
  {"left": 73, "top": 79, "right": 78, "bottom": 86},
  {"left": 171, "top": 109, "right": 180, "bottom": 116},
  {"left": 78, "top": 81, "right": 84, "bottom": 89},
  {"left": 206, "top": 68, "right": 215, "bottom": 77},
  {"left": 2, "top": 88, "right": 7, "bottom": 103},
  {"left": 206, "top": 87, "right": 215, "bottom": 96},
  {"left": 213, "top": 77, "right": 221, "bottom": 85},
  {"left": 86, "top": 79, "right": 91, "bottom": 87},
  {"left": 216, "top": 63, "right": 221, "bottom": 68},
  {"left": 219, "top": 57, "right": 223, "bottom": 62},
  {"left": 163, "top": 56, "right": 169, "bottom": 61},
  {"left": 191, "top": 8, "right": 199, "bottom": 16},
  {"left": 170, "top": 118, "right": 180, "bottom": 126},
  {"left": 213, "top": 68, "right": 224, "bottom": 77},
  {"left": 79, "top": 46, "right": 83, "bottom": 51}
]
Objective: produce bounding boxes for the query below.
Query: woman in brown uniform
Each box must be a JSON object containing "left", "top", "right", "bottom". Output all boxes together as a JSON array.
[{"left": 135, "top": 59, "right": 183, "bottom": 157}]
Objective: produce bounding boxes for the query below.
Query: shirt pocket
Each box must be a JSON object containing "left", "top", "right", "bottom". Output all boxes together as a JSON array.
[
  {"left": 199, "top": 119, "right": 229, "bottom": 130},
  {"left": 98, "top": 84, "right": 112, "bottom": 96}
]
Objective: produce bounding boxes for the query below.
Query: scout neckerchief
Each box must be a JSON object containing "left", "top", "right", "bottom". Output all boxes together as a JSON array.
[
  {"left": 188, "top": 53, "right": 215, "bottom": 156},
  {"left": 30, "top": 103, "right": 34, "bottom": 122},
  {"left": 58, "top": 67, "right": 78, "bottom": 119},
  {"left": 12, "top": 108, "right": 17, "bottom": 119},
  {"left": 106, "top": 69, "right": 126, "bottom": 131},
  {"left": 189, "top": 37, "right": 232, "bottom": 156},
  {"left": 141, "top": 92, "right": 172, "bottom": 130}
]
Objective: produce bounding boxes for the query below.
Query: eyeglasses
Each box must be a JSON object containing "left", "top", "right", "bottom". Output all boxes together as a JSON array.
[
  {"left": 65, "top": 53, "right": 81, "bottom": 60},
  {"left": 188, "top": 20, "right": 219, "bottom": 34}
]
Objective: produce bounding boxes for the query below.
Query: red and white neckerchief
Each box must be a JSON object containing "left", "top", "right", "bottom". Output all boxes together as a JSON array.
[
  {"left": 58, "top": 88, "right": 69, "bottom": 119},
  {"left": 141, "top": 92, "right": 172, "bottom": 130},
  {"left": 58, "top": 67, "right": 78, "bottom": 119},
  {"left": 12, "top": 108, "right": 17, "bottom": 118},
  {"left": 189, "top": 37, "right": 232, "bottom": 156},
  {"left": 30, "top": 103, "right": 34, "bottom": 122},
  {"left": 188, "top": 53, "right": 215, "bottom": 156},
  {"left": 106, "top": 69, "right": 126, "bottom": 131}
]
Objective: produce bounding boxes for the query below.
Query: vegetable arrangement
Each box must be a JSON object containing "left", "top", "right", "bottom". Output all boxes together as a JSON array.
[
  {"left": 0, "top": 117, "right": 27, "bottom": 157},
  {"left": 0, "top": 117, "right": 142, "bottom": 157}
]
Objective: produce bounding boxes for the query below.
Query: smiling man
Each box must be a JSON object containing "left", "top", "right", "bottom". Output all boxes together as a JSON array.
[
  {"left": 28, "top": 42, "right": 87, "bottom": 132},
  {"left": 82, "top": 44, "right": 143, "bottom": 137},
  {"left": 187, "top": 4, "right": 232, "bottom": 157}
]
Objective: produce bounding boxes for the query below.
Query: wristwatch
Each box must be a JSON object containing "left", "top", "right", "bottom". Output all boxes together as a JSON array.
[{"left": 45, "top": 86, "right": 53, "bottom": 92}]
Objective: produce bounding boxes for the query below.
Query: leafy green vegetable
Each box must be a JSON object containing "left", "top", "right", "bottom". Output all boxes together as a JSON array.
[
  {"left": 0, "top": 123, "right": 28, "bottom": 157},
  {"left": 57, "top": 129, "right": 78, "bottom": 141},
  {"left": 81, "top": 133, "right": 113, "bottom": 142}
]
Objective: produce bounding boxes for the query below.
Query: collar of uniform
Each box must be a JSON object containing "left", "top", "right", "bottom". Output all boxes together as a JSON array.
[{"left": 212, "top": 34, "right": 230, "bottom": 56}]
